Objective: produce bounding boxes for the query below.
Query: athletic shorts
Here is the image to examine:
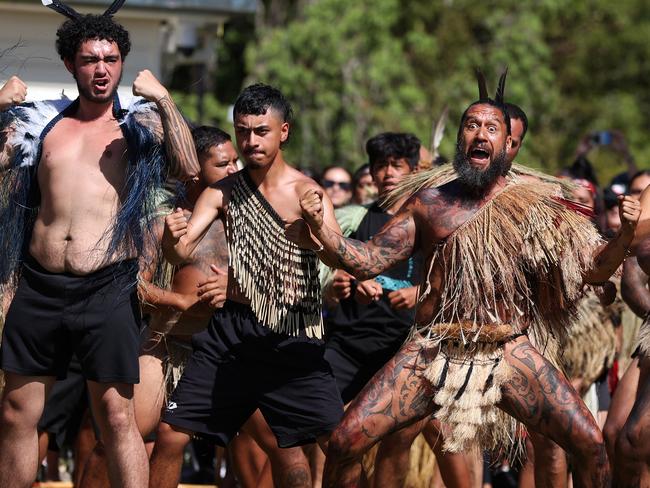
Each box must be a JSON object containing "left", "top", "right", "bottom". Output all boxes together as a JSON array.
[
  {"left": 1, "top": 255, "right": 141, "bottom": 383},
  {"left": 37, "top": 356, "right": 88, "bottom": 451},
  {"left": 162, "top": 300, "right": 343, "bottom": 448},
  {"left": 325, "top": 344, "right": 395, "bottom": 404}
]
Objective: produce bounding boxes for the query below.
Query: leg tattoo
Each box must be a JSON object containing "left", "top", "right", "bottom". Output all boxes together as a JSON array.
[
  {"left": 499, "top": 337, "right": 610, "bottom": 488},
  {"left": 323, "top": 341, "right": 437, "bottom": 488}
]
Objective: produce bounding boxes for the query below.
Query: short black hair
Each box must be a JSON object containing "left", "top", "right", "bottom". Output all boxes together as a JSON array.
[
  {"left": 56, "top": 14, "right": 131, "bottom": 62},
  {"left": 603, "top": 187, "right": 619, "bottom": 210},
  {"left": 191, "top": 126, "right": 232, "bottom": 157},
  {"left": 505, "top": 103, "right": 528, "bottom": 141},
  {"left": 628, "top": 170, "right": 650, "bottom": 191},
  {"left": 458, "top": 100, "right": 512, "bottom": 142},
  {"left": 366, "top": 133, "right": 421, "bottom": 170},
  {"left": 233, "top": 83, "right": 293, "bottom": 123},
  {"left": 233, "top": 83, "right": 293, "bottom": 145},
  {"left": 565, "top": 155, "right": 600, "bottom": 188}
]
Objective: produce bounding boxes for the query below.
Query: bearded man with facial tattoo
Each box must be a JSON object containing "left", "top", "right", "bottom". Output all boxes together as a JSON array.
[{"left": 295, "top": 69, "right": 642, "bottom": 488}]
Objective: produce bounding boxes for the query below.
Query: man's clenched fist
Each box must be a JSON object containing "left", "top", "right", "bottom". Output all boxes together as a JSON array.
[
  {"left": 163, "top": 208, "right": 188, "bottom": 248},
  {"left": 618, "top": 195, "right": 641, "bottom": 235},
  {"left": 0, "top": 76, "right": 27, "bottom": 111},
  {"left": 132, "top": 69, "right": 168, "bottom": 103},
  {"left": 300, "top": 188, "right": 324, "bottom": 230}
]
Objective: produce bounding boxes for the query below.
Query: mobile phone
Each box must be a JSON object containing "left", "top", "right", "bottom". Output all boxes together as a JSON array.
[{"left": 592, "top": 131, "right": 612, "bottom": 145}]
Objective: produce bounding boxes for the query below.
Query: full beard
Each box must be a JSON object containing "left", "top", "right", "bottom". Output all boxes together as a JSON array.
[{"left": 453, "top": 143, "right": 509, "bottom": 198}]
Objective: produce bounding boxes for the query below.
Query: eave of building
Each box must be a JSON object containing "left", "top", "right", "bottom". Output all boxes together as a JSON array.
[{"left": 0, "top": 0, "right": 256, "bottom": 21}]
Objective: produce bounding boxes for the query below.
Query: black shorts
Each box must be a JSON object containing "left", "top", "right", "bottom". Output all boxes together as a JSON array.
[
  {"left": 325, "top": 345, "right": 394, "bottom": 404},
  {"left": 1, "top": 255, "right": 141, "bottom": 383},
  {"left": 38, "top": 356, "right": 89, "bottom": 450},
  {"left": 162, "top": 301, "right": 343, "bottom": 448}
]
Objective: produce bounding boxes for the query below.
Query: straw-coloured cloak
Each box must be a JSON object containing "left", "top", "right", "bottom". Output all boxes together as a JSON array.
[{"left": 385, "top": 163, "right": 604, "bottom": 456}]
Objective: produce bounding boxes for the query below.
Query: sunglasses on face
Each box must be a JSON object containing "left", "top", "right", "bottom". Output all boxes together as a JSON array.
[{"left": 322, "top": 179, "right": 352, "bottom": 191}]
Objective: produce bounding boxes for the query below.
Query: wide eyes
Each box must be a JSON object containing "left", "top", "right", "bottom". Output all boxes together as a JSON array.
[{"left": 466, "top": 122, "right": 498, "bottom": 133}]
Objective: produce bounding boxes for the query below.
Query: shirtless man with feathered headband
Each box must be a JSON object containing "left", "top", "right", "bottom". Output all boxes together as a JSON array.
[{"left": 0, "top": 1, "right": 198, "bottom": 486}]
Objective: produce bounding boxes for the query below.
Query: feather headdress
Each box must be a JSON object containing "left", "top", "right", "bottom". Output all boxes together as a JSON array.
[
  {"left": 430, "top": 105, "right": 449, "bottom": 161},
  {"left": 42, "top": 0, "right": 126, "bottom": 18},
  {"left": 475, "top": 67, "right": 508, "bottom": 105}
]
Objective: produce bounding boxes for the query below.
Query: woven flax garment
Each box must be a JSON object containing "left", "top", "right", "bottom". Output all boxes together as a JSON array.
[{"left": 227, "top": 171, "right": 323, "bottom": 338}]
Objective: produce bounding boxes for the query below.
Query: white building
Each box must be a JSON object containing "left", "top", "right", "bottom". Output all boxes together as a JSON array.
[{"left": 0, "top": 0, "right": 256, "bottom": 101}]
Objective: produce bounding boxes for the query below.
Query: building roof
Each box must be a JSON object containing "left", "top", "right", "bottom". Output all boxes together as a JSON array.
[{"left": 1, "top": 0, "right": 257, "bottom": 15}]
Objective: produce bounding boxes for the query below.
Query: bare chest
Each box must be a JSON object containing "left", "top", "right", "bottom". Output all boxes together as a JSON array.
[
  {"left": 422, "top": 201, "right": 483, "bottom": 243},
  {"left": 38, "top": 119, "right": 128, "bottom": 194}
]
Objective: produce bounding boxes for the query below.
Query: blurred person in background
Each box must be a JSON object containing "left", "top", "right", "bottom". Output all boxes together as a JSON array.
[
  {"left": 321, "top": 166, "right": 353, "bottom": 208},
  {"left": 351, "top": 164, "right": 377, "bottom": 205},
  {"left": 604, "top": 188, "right": 622, "bottom": 236},
  {"left": 575, "top": 130, "right": 637, "bottom": 196},
  {"left": 627, "top": 170, "right": 650, "bottom": 199},
  {"left": 504, "top": 103, "right": 528, "bottom": 171}
]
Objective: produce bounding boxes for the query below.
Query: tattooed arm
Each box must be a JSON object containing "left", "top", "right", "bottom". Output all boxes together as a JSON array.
[
  {"left": 621, "top": 256, "right": 650, "bottom": 318},
  {"left": 300, "top": 189, "right": 417, "bottom": 280},
  {"left": 132, "top": 70, "right": 200, "bottom": 180}
]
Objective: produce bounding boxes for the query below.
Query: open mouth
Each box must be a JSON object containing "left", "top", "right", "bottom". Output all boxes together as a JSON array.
[
  {"left": 93, "top": 79, "right": 109, "bottom": 91},
  {"left": 468, "top": 147, "right": 490, "bottom": 166}
]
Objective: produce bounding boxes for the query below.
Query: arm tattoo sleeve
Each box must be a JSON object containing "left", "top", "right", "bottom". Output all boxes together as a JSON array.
[
  {"left": 318, "top": 211, "right": 416, "bottom": 280},
  {"left": 157, "top": 95, "right": 200, "bottom": 180},
  {"left": 621, "top": 256, "right": 650, "bottom": 318}
]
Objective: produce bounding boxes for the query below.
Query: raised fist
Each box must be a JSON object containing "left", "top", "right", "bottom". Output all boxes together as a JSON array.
[
  {"left": 162, "top": 208, "right": 188, "bottom": 247},
  {"left": 300, "top": 188, "right": 324, "bottom": 230},
  {"left": 132, "top": 69, "right": 168, "bottom": 103},
  {"left": 618, "top": 195, "right": 641, "bottom": 235},
  {"left": 0, "top": 76, "right": 27, "bottom": 111}
]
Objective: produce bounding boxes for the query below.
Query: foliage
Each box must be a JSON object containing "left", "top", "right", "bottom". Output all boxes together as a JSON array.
[{"left": 179, "top": 0, "right": 650, "bottom": 184}]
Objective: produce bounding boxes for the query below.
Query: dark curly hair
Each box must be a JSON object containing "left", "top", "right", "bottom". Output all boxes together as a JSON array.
[{"left": 56, "top": 14, "right": 131, "bottom": 62}]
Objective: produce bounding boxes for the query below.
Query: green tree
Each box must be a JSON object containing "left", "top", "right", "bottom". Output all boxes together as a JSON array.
[{"left": 234, "top": 0, "right": 649, "bottom": 182}]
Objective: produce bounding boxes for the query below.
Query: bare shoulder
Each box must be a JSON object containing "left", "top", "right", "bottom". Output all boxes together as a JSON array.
[
  {"left": 210, "top": 170, "right": 242, "bottom": 205},
  {"left": 407, "top": 185, "right": 450, "bottom": 214},
  {"left": 290, "top": 166, "right": 321, "bottom": 195}
]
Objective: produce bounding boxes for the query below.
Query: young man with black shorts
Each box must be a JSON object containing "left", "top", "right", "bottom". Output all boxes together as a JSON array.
[{"left": 148, "top": 84, "right": 344, "bottom": 488}]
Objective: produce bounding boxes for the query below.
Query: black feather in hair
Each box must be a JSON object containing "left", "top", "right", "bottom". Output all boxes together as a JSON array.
[
  {"left": 475, "top": 68, "right": 489, "bottom": 101},
  {"left": 41, "top": 0, "right": 81, "bottom": 20},
  {"left": 103, "top": 0, "right": 126, "bottom": 17},
  {"left": 495, "top": 67, "right": 508, "bottom": 104}
]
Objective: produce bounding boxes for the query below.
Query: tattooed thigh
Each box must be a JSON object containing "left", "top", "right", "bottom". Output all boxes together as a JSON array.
[
  {"left": 498, "top": 337, "right": 595, "bottom": 445},
  {"left": 346, "top": 340, "right": 438, "bottom": 442}
]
